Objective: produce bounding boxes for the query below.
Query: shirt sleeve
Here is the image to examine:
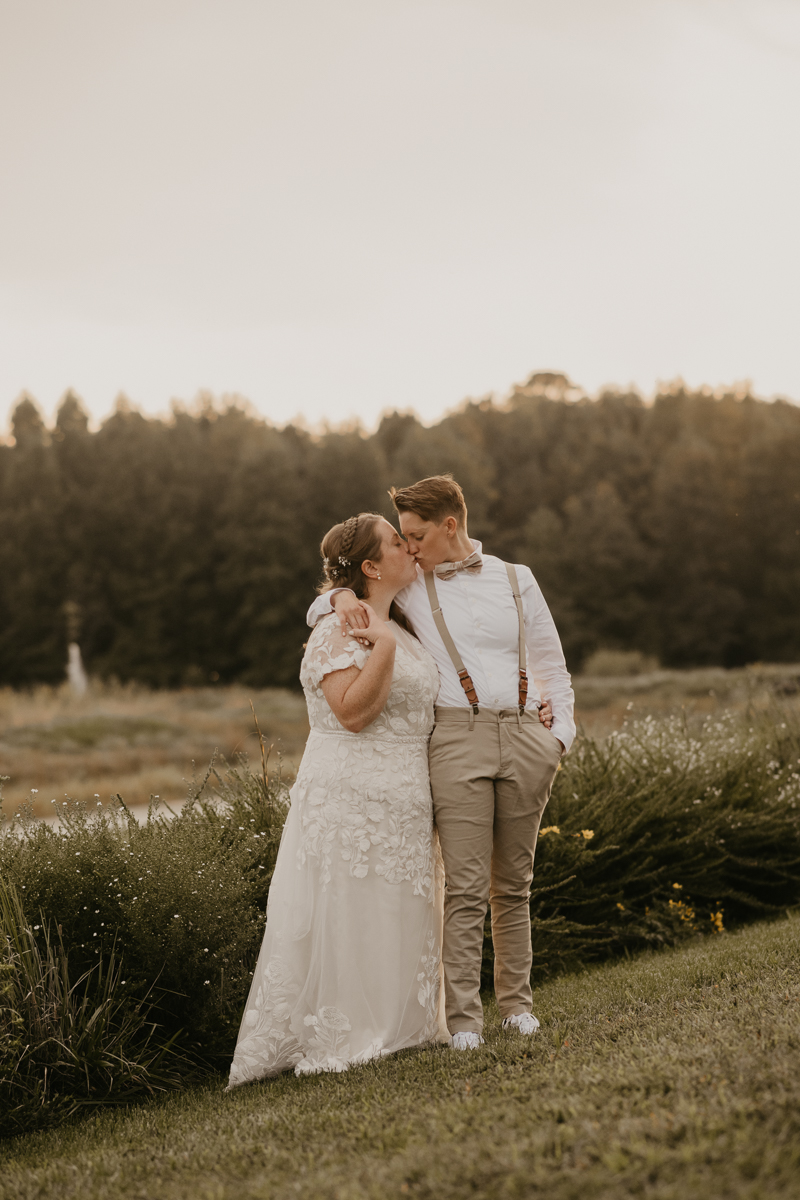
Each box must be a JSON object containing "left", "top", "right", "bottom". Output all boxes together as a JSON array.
[
  {"left": 306, "top": 588, "right": 353, "bottom": 628},
  {"left": 516, "top": 563, "right": 576, "bottom": 754},
  {"left": 306, "top": 584, "right": 413, "bottom": 629}
]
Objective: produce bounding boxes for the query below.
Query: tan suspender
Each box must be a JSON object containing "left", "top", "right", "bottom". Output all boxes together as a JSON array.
[
  {"left": 424, "top": 571, "right": 480, "bottom": 711},
  {"left": 423, "top": 564, "right": 529, "bottom": 714},
  {"left": 505, "top": 562, "right": 529, "bottom": 713}
]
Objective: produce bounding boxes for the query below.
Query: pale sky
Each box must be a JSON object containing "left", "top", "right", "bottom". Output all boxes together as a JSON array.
[{"left": 1, "top": 0, "right": 798, "bottom": 434}]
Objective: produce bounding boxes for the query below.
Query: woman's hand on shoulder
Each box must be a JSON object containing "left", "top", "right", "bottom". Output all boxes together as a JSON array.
[
  {"left": 332, "top": 590, "right": 370, "bottom": 638},
  {"left": 348, "top": 603, "right": 395, "bottom": 648}
]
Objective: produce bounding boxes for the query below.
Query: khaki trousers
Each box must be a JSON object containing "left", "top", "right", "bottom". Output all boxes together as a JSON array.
[{"left": 428, "top": 707, "right": 562, "bottom": 1034}]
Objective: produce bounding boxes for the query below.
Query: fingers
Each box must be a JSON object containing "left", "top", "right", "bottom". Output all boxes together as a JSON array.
[
  {"left": 346, "top": 605, "right": 374, "bottom": 645},
  {"left": 348, "top": 602, "right": 370, "bottom": 630},
  {"left": 344, "top": 606, "right": 370, "bottom": 645}
]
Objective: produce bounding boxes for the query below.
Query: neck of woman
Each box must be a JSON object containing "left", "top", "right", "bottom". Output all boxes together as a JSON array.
[{"left": 362, "top": 583, "right": 396, "bottom": 624}]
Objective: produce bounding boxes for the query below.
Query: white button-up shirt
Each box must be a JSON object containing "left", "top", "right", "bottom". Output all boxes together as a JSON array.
[{"left": 306, "top": 541, "right": 576, "bottom": 753}]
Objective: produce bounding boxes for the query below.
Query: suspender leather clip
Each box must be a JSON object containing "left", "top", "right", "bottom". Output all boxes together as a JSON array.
[
  {"left": 518, "top": 667, "right": 529, "bottom": 714},
  {"left": 457, "top": 669, "right": 480, "bottom": 712}
]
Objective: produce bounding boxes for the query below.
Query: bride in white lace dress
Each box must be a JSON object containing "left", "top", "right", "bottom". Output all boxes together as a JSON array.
[{"left": 228, "top": 513, "right": 444, "bottom": 1085}]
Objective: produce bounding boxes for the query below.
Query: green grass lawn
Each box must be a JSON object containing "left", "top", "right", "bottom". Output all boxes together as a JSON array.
[{"left": 3, "top": 916, "right": 800, "bottom": 1200}]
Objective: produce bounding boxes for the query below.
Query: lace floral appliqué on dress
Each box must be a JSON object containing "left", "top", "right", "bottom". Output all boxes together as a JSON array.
[{"left": 228, "top": 616, "right": 444, "bottom": 1086}]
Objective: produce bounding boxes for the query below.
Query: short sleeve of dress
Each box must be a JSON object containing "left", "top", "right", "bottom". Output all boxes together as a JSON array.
[{"left": 299, "top": 614, "right": 371, "bottom": 691}]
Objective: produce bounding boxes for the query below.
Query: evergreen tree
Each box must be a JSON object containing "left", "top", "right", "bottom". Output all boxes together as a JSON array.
[{"left": 1, "top": 384, "right": 798, "bottom": 685}]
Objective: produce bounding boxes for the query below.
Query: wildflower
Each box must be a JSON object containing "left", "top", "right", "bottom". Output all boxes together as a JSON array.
[
  {"left": 616, "top": 903, "right": 625, "bottom": 911},
  {"left": 539, "top": 826, "right": 560, "bottom": 837},
  {"left": 581, "top": 830, "right": 594, "bottom": 840},
  {"left": 668, "top": 898, "right": 695, "bottom": 922},
  {"left": 672, "top": 883, "right": 682, "bottom": 890}
]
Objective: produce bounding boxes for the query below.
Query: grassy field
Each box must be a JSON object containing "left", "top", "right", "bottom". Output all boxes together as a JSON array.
[
  {"left": 2, "top": 661, "right": 798, "bottom": 819},
  {"left": 1, "top": 914, "right": 799, "bottom": 1199},
  {"left": 0, "top": 684, "right": 309, "bottom": 818}
]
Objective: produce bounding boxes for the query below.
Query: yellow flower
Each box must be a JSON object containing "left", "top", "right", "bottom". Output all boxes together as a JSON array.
[
  {"left": 710, "top": 909, "right": 725, "bottom": 933},
  {"left": 581, "top": 829, "right": 594, "bottom": 840},
  {"left": 669, "top": 898, "right": 695, "bottom": 922},
  {"left": 672, "top": 882, "right": 683, "bottom": 890},
  {"left": 539, "top": 825, "right": 560, "bottom": 838},
  {"left": 616, "top": 902, "right": 626, "bottom": 911}
]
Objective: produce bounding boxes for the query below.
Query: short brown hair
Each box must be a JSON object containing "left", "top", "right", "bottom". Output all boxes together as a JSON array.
[{"left": 389, "top": 474, "right": 467, "bottom": 526}]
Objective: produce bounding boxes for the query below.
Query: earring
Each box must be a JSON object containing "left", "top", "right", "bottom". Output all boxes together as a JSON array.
[{"left": 376, "top": 573, "right": 381, "bottom": 579}]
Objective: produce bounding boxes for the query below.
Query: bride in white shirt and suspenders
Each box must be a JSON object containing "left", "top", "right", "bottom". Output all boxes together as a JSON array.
[{"left": 309, "top": 475, "right": 576, "bottom": 1049}]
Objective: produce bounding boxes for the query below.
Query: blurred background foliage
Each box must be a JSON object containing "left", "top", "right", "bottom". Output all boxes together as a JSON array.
[{"left": 2, "top": 375, "right": 799, "bottom": 688}]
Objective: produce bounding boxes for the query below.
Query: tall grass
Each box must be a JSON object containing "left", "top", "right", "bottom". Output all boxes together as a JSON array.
[
  {"left": 0, "top": 879, "right": 187, "bottom": 1134},
  {"left": 1, "top": 754, "right": 290, "bottom": 1134}
]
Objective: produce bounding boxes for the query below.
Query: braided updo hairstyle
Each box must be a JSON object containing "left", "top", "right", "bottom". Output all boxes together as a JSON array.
[{"left": 318, "top": 512, "right": 414, "bottom": 634}]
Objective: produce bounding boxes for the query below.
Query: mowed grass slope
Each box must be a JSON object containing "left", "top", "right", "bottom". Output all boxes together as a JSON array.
[{"left": 3, "top": 915, "right": 800, "bottom": 1200}]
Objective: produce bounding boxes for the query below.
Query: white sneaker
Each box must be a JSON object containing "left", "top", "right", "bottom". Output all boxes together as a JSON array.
[
  {"left": 502, "top": 1013, "right": 540, "bottom": 1035},
  {"left": 450, "top": 1031, "right": 485, "bottom": 1050}
]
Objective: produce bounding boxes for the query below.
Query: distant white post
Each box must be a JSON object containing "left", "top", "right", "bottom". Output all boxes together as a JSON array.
[
  {"left": 64, "top": 599, "right": 89, "bottom": 696},
  {"left": 67, "top": 642, "right": 88, "bottom": 696}
]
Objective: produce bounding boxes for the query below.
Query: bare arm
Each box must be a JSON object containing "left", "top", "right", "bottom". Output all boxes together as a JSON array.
[{"left": 320, "top": 605, "right": 396, "bottom": 733}]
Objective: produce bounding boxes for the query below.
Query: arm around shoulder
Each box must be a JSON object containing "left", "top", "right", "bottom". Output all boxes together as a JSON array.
[{"left": 306, "top": 589, "right": 354, "bottom": 629}]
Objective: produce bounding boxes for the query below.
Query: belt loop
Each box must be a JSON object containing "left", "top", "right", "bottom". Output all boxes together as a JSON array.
[{"left": 469, "top": 706, "right": 475, "bottom": 732}]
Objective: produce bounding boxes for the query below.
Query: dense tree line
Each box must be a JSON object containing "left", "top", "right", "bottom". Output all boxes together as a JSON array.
[{"left": 1, "top": 375, "right": 799, "bottom": 688}]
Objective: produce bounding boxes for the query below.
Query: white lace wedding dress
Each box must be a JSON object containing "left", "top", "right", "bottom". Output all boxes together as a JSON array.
[{"left": 228, "top": 615, "right": 444, "bottom": 1084}]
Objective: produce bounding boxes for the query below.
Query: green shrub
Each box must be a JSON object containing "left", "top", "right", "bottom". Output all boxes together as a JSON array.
[
  {"left": 0, "top": 757, "right": 290, "bottom": 1073},
  {"left": 0, "top": 879, "right": 188, "bottom": 1134},
  {"left": 482, "top": 705, "right": 800, "bottom": 986}
]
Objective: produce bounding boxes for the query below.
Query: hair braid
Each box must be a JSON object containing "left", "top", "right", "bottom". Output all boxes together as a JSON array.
[{"left": 339, "top": 515, "right": 360, "bottom": 560}]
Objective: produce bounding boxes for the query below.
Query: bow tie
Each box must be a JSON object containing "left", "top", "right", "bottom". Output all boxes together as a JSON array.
[{"left": 433, "top": 551, "right": 483, "bottom": 581}]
